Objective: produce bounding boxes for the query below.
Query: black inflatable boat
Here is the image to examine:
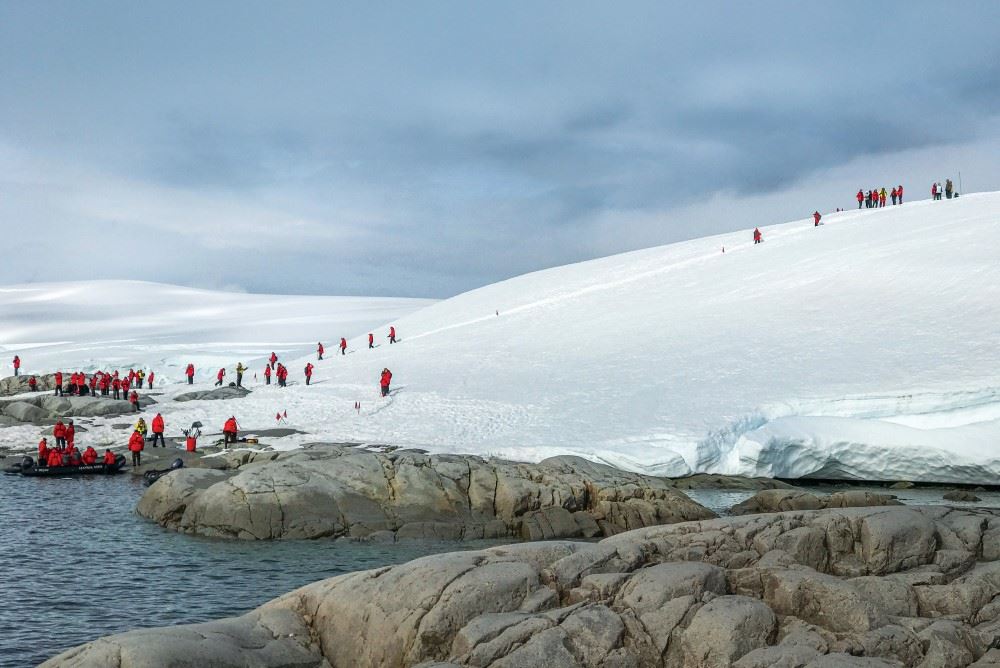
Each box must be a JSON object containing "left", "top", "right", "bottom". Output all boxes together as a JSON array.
[{"left": 4, "top": 454, "right": 127, "bottom": 476}]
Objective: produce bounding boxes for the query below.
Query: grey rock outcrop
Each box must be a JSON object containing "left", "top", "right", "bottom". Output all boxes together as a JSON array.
[
  {"left": 0, "top": 373, "right": 58, "bottom": 396},
  {"left": 44, "top": 505, "right": 1000, "bottom": 667},
  {"left": 0, "top": 394, "right": 150, "bottom": 424},
  {"left": 945, "top": 491, "right": 983, "bottom": 503},
  {"left": 136, "top": 447, "right": 716, "bottom": 540},
  {"left": 730, "top": 489, "right": 902, "bottom": 516},
  {"left": 174, "top": 386, "right": 252, "bottom": 402}
]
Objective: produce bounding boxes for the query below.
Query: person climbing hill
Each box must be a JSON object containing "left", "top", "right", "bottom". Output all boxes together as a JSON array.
[
  {"left": 813, "top": 211, "right": 821, "bottom": 227},
  {"left": 856, "top": 189, "right": 863, "bottom": 209},
  {"left": 368, "top": 333, "right": 374, "bottom": 349},
  {"left": 317, "top": 342, "right": 324, "bottom": 360},
  {"left": 340, "top": 338, "right": 347, "bottom": 355},
  {"left": 753, "top": 228, "right": 763, "bottom": 244},
  {"left": 269, "top": 352, "right": 278, "bottom": 369},
  {"left": 389, "top": 326, "right": 397, "bottom": 344},
  {"left": 380, "top": 368, "right": 393, "bottom": 397}
]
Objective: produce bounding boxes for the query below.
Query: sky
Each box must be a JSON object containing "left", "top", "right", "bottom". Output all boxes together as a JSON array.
[{"left": 1, "top": 1, "right": 998, "bottom": 298}]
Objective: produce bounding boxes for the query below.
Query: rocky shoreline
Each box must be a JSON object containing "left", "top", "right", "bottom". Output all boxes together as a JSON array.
[{"left": 44, "top": 504, "right": 1000, "bottom": 667}]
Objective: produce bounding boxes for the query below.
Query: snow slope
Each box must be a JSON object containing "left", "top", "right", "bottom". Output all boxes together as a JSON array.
[
  {"left": 0, "top": 281, "right": 433, "bottom": 380},
  {"left": 4, "top": 194, "right": 1000, "bottom": 483}
]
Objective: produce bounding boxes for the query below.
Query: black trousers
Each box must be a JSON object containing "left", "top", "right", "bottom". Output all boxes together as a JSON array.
[
  {"left": 132, "top": 451, "right": 141, "bottom": 466},
  {"left": 151, "top": 432, "right": 165, "bottom": 447},
  {"left": 55, "top": 386, "right": 63, "bottom": 396},
  {"left": 266, "top": 376, "right": 270, "bottom": 385},
  {"left": 188, "top": 376, "right": 194, "bottom": 385},
  {"left": 236, "top": 373, "right": 243, "bottom": 387}
]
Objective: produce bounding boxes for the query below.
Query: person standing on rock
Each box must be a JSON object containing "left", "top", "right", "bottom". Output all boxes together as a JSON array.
[
  {"left": 235, "top": 363, "right": 247, "bottom": 388},
  {"left": 53, "top": 420, "right": 67, "bottom": 448},
  {"left": 388, "top": 326, "right": 397, "bottom": 344},
  {"left": 151, "top": 413, "right": 165, "bottom": 448},
  {"left": 368, "top": 332, "right": 374, "bottom": 349},
  {"left": 185, "top": 363, "right": 195, "bottom": 385},
  {"left": 340, "top": 337, "right": 347, "bottom": 355},
  {"left": 215, "top": 367, "right": 226, "bottom": 387},
  {"left": 128, "top": 429, "right": 144, "bottom": 467},
  {"left": 380, "top": 368, "right": 392, "bottom": 397},
  {"left": 317, "top": 342, "right": 324, "bottom": 360},
  {"left": 147, "top": 371, "right": 154, "bottom": 389},
  {"left": 12, "top": 355, "right": 20, "bottom": 376},
  {"left": 54, "top": 371, "right": 63, "bottom": 396},
  {"left": 222, "top": 416, "right": 239, "bottom": 449},
  {"left": 264, "top": 364, "right": 272, "bottom": 385},
  {"left": 129, "top": 390, "right": 140, "bottom": 412}
]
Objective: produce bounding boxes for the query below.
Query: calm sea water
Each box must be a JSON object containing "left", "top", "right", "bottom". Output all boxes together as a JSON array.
[
  {"left": 3, "top": 474, "right": 995, "bottom": 667},
  {"left": 0, "top": 474, "right": 501, "bottom": 667}
]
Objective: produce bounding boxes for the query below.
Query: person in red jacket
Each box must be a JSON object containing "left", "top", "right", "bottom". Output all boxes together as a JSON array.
[
  {"left": 277, "top": 364, "right": 287, "bottom": 387},
  {"left": 269, "top": 352, "right": 278, "bottom": 369},
  {"left": 67, "top": 448, "right": 82, "bottom": 466},
  {"left": 38, "top": 437, "right": 49, "bottom": 463},
  {"left": 28, "top": 376, "right": 37, "bottom": 392},
  {"left": 897, "top": 184, "right": 903, "bottom": 204},
  {"left": 128, "top": 369, "right": 136, "bottom": 384},
  {"left": 53, "top": 420, "right": 67, "bottom": 448},
  {"left": 264, "top": 364, "right": 272, "bottom": 385},
  {"left": 753, "top": 228, "right": 763, "bottom": 244},
  {"left": 388, "top": 326, "right": 397, "bottom": 344},
  {"left": 151, "top": 413, "right": 165, "bottom": 448},
  {"left": 147, "top": 371, "right": 155, "bottom": 389},
  {"left": 856, "top": 189, "right": 864, "bottom": 209},
  {"left": 82, "top": 446, "right": 98, "bottom": 465},
  {"left": 122, "top": 376, "right": 131, "bottom": 393},
  {"left": 185, "top": 363, "right": 195, "bottom": 385},
  {"left": 380, "top": 368, "right": 392, "bottom": 397},
  {"left": 890, "top": 187, "right": 898, "bottom": 205},
  {"left": 129, "top": 390, "right": 140, "bottom": 412},
  {"left": 317, "top": 342, "right": 324, "bottom": 360},
  {"left": 54, "top": 371, "right": 63, "bottom": 396},
  {"left": 99, "top": 373, "right": 109, "bottom": 396},
  {"left": 12, "top": 355, "right": 20, "bottom": 376},
  {"left": 813, "top": 211, "right": 821, "bottom": 227},
  {"left": 304, "top": 362, "right": 314, "bottom": 385},
  {"left": 340, "top": 338, "right": 347, "bottom": 355},
  {"left": 128, "top": 430, "right": 144, "bottom": 467},
  {"left": 368, "top": 332, "right": 374, "bottom": 349},
  {"left": 47, "top": 449, "right": 63, "bottom": 468},
  {"left": 222, "top": 416, "right": 239, "bottom": 449},
  {"left": 215, "top": 367, "right": 226, "bottom": 387},
  {"left": 88, "top": 374, "right": 97, "bottom": 395},
  {"left": 66, "top": 420, "right": 76, "bottom": 449},
  {"left": 112, "top": 376, "right": 122, "bottom": 400},
  {"left": 103, "top": 449, "right": 116, "bottom": 465}
]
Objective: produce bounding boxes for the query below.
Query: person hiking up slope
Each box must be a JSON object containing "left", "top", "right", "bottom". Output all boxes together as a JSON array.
[
  {"left": 317, "top": 342, "right": 324, "bottom": 360},
  {"left": 753, "top": 228, "right": 763, "bottom": 244},
  {"left": 340, "top": 338, "right": 347, "bottom": 356},
  {"left": 380, "top": 368, "right": 393, "bottom": 397},
  {"left": 813, "top": 211, "right": 822, "bottom": 227}
]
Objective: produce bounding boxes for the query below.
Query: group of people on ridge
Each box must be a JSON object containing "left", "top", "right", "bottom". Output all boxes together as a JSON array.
[
  {"left": 931, "top": 180, "right": 956, "bottom": 200},
  {"left": 856, "top": 185, "right": 904, "bottom": 209}
]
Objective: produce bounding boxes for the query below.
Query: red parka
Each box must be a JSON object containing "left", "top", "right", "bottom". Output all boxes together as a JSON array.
[
  {"left": 151, "top": 414, "right": 165, "bottom": 434},
  {"left": 128, "top": 431, "right": 144, "bottom": 452}
]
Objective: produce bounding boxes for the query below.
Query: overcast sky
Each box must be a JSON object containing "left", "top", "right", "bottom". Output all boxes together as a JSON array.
[{"left": 2, "top": 1, "right": 998, "bottom": 297}]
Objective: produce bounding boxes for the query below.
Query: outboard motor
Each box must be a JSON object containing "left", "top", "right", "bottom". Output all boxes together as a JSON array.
[
  {"left": 171, "top": 458, "right": 184, "bottom": 470},
  {"left": 21, "top": 456, "right": 34, "bottom": 470}
]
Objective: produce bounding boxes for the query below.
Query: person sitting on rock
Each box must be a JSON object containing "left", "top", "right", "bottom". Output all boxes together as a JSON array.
[
  {"left": 222, "top": 416, "right": 239, "bottom": 449},
  {"left": 103, "top": 449, "right": 116, "bottom": 465},
  {"left": 128, "top": 430, "right": 144, "bottom": 467},
  {"left": 82, "top": 446, "right": 98, "bottom": 465},
  {"left": 28, "top": 376, "right": 37, "bottom": 392}
]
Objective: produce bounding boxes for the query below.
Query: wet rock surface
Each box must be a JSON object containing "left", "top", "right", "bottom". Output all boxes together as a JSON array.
[
  {"left": 44, "top": 505, "right": 1000, "bottom": 667},
  {"left": 174, "top": 386, "right": 252, "bottom": 402},
  {"left": 136, "top": 447, "right": 717, "bottom": 541}
]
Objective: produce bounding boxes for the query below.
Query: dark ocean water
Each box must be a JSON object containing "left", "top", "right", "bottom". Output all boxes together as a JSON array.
[{"left": 0, "top": 474, "right": 499, "bottom": 667}]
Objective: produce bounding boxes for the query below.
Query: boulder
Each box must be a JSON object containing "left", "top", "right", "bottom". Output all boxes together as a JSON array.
[
  {"left": 681, "top": 595, "right": 776, "bottom": 668},
  {"left": 731, "top": 489, "right": 901, "bottom": 516},
  {"left": 944, "top": 490, "right": 983, "bottom": 503},
  {"left": 174, "top": 386, "right": 252, "bottom": 402},
  {"left": 137, "top": 448, "right": 715, "bottom": 541}
]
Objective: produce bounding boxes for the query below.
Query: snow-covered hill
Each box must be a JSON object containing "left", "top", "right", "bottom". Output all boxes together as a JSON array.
[
  {"left": 4, "top": 194, "right": 1000, "bottom": 484},
  {"left": 0, "top": 281, "right": 433, "bottom": 380}
]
